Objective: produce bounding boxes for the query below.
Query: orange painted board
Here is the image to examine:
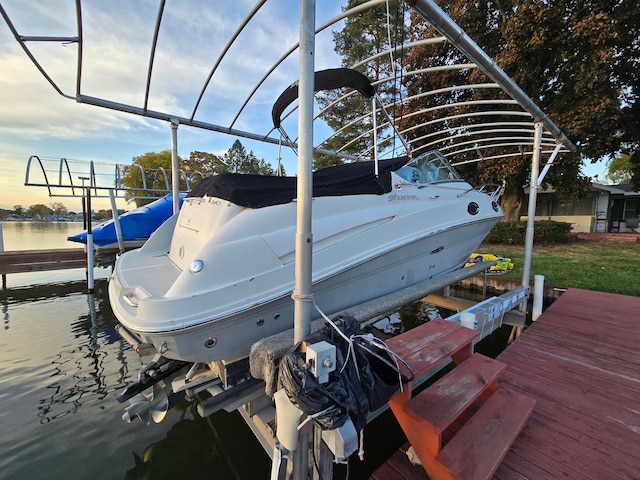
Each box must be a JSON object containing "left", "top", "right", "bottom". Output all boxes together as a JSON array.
[
  {"left": 404, "top": 353, "right": 505, "bottom": 434},
  {"left": 386, "top": 318, "right": 478, "bottom": 378},
  {"left": 436, "top": 386, "right": 535, "bottom": 480}
]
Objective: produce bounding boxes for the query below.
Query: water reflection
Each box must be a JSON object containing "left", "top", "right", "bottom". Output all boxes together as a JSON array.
[
  {"left": 125, "top": 401, "right": 270, "bottom": 480},
  {"left": 35, "top": 282, "right": 137, "bottom": 424},
  {"left": 0, "top": 277, "right": 271, "bottom": 480}
]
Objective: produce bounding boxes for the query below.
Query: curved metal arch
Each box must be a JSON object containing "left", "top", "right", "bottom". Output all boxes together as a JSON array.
[
  {"left": 398, "top": 109, "right": 533, "bottom": 137},
  {"left": 151, "top": 166, "right": 171, "bottom": 192},
  {"left": 24, "top": 155, "right": 53, "bottom": 197},
  {"left": 450, "top": 148, "right": 569, "bottom": 167},
  {"left": 143, "top": 0, "right": 166, "bottom": 112},
  {"left": 440, "top": 140, "right": 563, "bottom": 159},
  {"left": 131, "top": 164, "right": 149, "bottom": 192},
  {"left": 349, "top": 36, "right": 449, "bottom": 70},
  {"left": 57, "top": 158, "right": 77, "bottom": 194},
  {"left": 409, "top": 121, "right": 534, "bottom": 144},
  {"left": 410, "top": 0, "right": 575, "bottom": 152},
  {"left": 437, "top": 137, "right": 545, "bottom": 155},
  {"left": 228, "top": 0, "right": 389, "bottom": 130},
  {"left": 190, "top": 0, "right": 267, "bottom": 121},
  {"left": 363, "top": 102, "right": 527, "bottom": 157}
]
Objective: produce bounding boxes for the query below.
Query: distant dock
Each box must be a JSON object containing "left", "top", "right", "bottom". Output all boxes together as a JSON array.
[{"left": 0, "top": 248, "right": 87, "bottom": 288}]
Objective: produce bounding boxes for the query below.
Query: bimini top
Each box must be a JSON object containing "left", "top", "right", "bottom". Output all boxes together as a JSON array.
[{"left": 188, "top": 156, "right": 408, "bottom": 208}]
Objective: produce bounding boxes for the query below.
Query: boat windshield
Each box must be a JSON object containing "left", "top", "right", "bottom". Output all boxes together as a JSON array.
[{"left": 395, "top": 151, "right": 461, "bottom": 184}]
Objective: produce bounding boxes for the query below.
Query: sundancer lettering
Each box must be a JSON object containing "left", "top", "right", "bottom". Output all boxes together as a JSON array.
[{"left": 388, "top": 194, "right": 419, "bottom": 201}]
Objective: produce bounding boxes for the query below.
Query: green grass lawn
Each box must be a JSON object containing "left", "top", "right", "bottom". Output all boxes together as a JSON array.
[{"left": 481, "top": 240, "right": 640, "bottom": 297}]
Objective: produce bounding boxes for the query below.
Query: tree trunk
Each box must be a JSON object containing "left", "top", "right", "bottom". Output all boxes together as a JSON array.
[{"left": 500, "top": 191, "right": 524, "bottom": 221}]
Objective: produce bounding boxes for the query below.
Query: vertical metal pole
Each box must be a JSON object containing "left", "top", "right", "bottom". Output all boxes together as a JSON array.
[
  {"left": 109, "top": 189, "right": 125, "bottom": 255},
  {"left": 81, "top": 191, "right": 87, "bottom": 231},
  {"left": 533, "top": 274, "right": 544, "bottom": 321},
  {"left": 372, "top": 97, "right": 379, "bottom": 176},
  {"left": 293, "top": 0, "right": 315, "bottom": 344},
  {"left": 0, "top": 224, "right": 6, "bottom": 289},
  {"left": 521, "top": 122, "right": 543, "bottom": 290},
  {"left": 292, "top": 2, "right": 315, "bottom": 479},
  {"left": 170, "top": 118, "right": 180, "bottom": 214},
  {"left": 86, "top": 185, "right": 95, "bottom": 292}
]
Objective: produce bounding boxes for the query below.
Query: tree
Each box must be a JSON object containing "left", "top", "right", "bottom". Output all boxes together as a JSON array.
[
  {"left": 315, "top": 0, "right": 408, "bottom": 169},
  {"left": 186, "top": 151, "right": 227, "bottom": 177},
  {"left": 606, "top": 152, "right": 634, "bottom": 184},
  {"left": 120, "top": 150, "right": 175, "bottom": 207},
  {"left": 401, "top": 0, "right": 638, "bottom": 219},
  {"left": 121, "top": 150, "right": 220, "bottom": 207},
  {"left": 13, "top": 205, "right": 24, "bottom": 217},
  {"left": 94, "top": 209, "right": 111, "bottom": 221},
  {"left": 28, "top": 204, "right": 53, "bottom": 218},
  {"left": 222, "top": 140, "right": 283, "bottom": 175},
  {"left": 49, "top": 202, "right": 68, "bottom": 219},
  {"left": 121, "top": 143, "right": 282, "bottom": 207}
]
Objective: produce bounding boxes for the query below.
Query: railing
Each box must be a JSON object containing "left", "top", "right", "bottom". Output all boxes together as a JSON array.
[{"left": 24, "top": 155, "right": 203, "bottom": 200}]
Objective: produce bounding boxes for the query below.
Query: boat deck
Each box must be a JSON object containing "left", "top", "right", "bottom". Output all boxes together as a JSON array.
[{"left": 370, "top": 288, "right": 640, "bottom": 479}]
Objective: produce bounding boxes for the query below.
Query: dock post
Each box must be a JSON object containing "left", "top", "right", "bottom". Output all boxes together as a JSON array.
[
  {"left": 0, "top": 224, "right": 5, "bottom": 289},
  {"left": 532, "top": 274, "right": 544, "bottom": 321},
  {"left": 521, "top": 122, "right": 543, "bottom": 291},
  {"left": 85, "top": 184, "right": 95, "bottom": 292},
  {"left": 292, "top": 0, "right": 317, "bottom": 478},
  {"left": 170, "top": 118, "right": 180, "bottom": 215}
]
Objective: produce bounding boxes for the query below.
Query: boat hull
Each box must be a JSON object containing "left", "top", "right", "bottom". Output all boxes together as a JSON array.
[{"left": 110, "top": 213, "right": 498, "bottom": 363}]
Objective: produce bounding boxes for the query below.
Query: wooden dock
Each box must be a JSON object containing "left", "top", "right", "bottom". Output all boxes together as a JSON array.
[
  {"left": 0, "top": 249, "right": 87, "bottom": 288},
  {"left": 370, "top": 288, "right": 640, "bottom": 479},
  {"left": 0, "top": 249, "right": 87, "bottom": 274}
]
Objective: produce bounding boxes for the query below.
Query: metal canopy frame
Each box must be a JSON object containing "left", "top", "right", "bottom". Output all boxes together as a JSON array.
[{"left": 1, "top": 0, "right": 575, "bottom": 165}]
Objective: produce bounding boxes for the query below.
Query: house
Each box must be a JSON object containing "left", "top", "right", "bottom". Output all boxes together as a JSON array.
[{"left": 522, "top": 183, "right": 640, "bottom": 233}]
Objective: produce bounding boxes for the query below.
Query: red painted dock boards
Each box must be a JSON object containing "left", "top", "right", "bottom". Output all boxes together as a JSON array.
[
  {"left": 370, "top": 288, "right": 640, "bottom": 479},
  {"left": 495, "top": 288, "right": 640, "bottom": 479}
]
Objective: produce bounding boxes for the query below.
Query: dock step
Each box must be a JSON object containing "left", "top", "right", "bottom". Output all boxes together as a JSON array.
[
  {"left": 404, "top": 353, "right": 505, "bottom": 443},
  {"left": 386, "top": 317, "right": 479, "bottom": 379},
  {"left": 389, "top": 347, "right": 535, "bottom": 480},
  {"left": 436, "top": 386, "right": 536, "bottom": 480}
]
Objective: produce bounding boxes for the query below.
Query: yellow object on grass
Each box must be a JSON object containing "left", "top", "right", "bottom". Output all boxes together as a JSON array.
[{"left": 465, "top": 253, "right": 514, "bottom": 274}]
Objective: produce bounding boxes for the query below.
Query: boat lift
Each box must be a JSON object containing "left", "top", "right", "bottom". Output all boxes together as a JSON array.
[{"left": 1, "top": 0, "right": 577, "bottom": 476}]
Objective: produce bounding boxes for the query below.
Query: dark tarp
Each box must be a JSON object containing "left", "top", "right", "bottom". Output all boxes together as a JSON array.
[
  {"left": 187, "top": 156, "right": 409, "bottom": 208},
  {"left": 277, "top": 315, "right": 411, "bottom": 434}
]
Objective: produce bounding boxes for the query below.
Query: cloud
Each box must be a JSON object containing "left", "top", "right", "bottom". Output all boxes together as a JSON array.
[{"left": 0, "top": 0, "right": 353, "bottom": 211}]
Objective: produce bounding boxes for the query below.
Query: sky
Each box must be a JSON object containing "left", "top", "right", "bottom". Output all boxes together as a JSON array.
[
  {"left": 0, "top": 1, "right": 608, "bottom": 212},
  {"left": 0, "top": 0, "right": 345, "bottom": 211}
]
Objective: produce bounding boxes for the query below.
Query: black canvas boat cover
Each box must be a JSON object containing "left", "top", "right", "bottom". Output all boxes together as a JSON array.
[{"left": 187, "top": 156, "right": 409, "bottom": 208}]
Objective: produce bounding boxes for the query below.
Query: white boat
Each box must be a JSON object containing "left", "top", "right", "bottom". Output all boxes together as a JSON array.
[
  {"left": 110, "top": 150, "right": 502, "bottom": 359},
  {"left": 109, "top": 70, "right": 503, "bottom": 410},
  {"left": 68, "top": 193, "right": 186, "bottom": 266}
]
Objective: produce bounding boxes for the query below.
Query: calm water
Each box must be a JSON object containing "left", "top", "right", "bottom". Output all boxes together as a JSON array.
[
  {"left": 0, "top": 222, "right": 111, "bottom": 287},
  {"left": 0, "top": 222, "right": 270, "bottom": 479}
]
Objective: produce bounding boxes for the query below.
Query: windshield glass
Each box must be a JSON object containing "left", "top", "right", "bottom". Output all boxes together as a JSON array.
[{"left": 395, "top": 150, "right": 461, "bottom": 184}]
